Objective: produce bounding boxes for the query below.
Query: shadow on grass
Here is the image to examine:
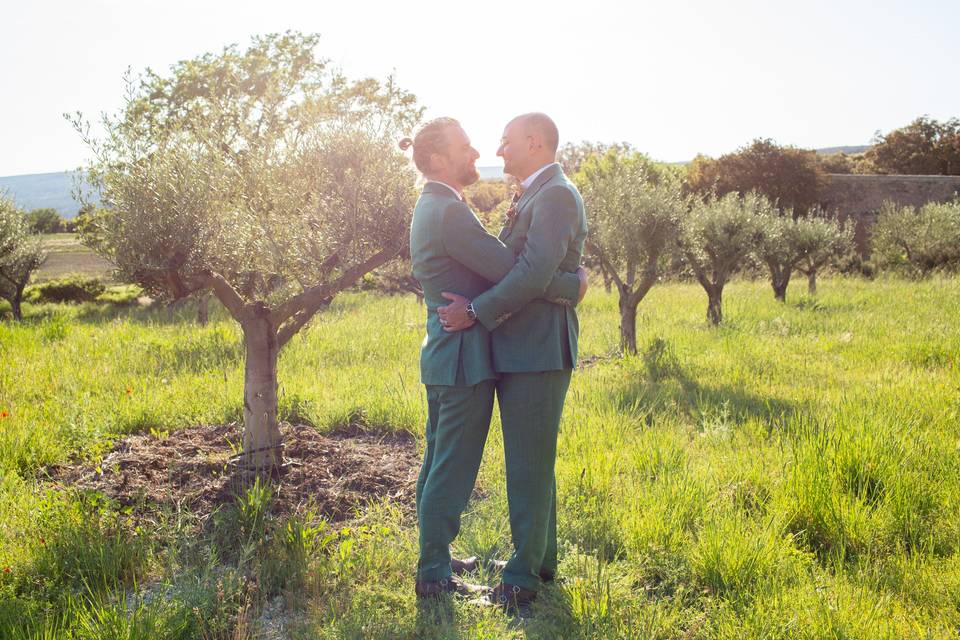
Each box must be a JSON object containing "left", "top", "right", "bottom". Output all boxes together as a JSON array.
[
  {"left": 610, "top": 339, "right": 800, "bottom": 432},
  {"left": 73, "top": 299, "right": 224, "bottom": 326},
  {"left": 612, "top": 374, "right": 798, "bottom": 431},
  {"left": 15, "top": 300, "right": 210, "bottom": 327}
]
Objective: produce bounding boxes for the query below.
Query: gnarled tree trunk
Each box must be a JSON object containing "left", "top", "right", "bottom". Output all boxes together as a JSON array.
[
  {"left": 707, "top": 285, "right": 723, "bottom": 325},
  {"left": 201, "top": 245, "right": 397, "bottom": 477},
  {"left": 619, "top": 296, "right": 637, "bottom": 354},
  {"left": 807, "top": 270, "right": 817, "bottom": 296},
  {"left": 241, "top": 312, "right": 282, "bottom": 472},
  {"left": 768, "top": 263, "right": 791, "bottom": 302},
  {"left": 772, "top": 273, "right": 790, "bottom": 302}
]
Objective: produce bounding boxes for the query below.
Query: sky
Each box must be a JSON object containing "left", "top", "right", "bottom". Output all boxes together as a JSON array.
[{"left": 2, "top": 0, "right": 958, "bottom": 176}]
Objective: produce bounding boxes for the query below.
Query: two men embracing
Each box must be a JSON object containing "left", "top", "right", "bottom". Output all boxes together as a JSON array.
[{"left": 402, "top": 112, "right": 587, "bottom": 613}]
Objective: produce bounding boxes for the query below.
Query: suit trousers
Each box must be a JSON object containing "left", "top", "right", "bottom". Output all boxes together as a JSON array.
[
  {"left": 416, "top": 379, "right": 496, "bottom": 582},
  {"left": 498, "top": 368, "right": 572, "bottom": 591}
]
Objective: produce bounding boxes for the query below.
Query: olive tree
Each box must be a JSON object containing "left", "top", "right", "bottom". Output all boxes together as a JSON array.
[
  {"left": 681, "top": 192, "right": 765, "bottom": 324},
  {"left": 793, "top": 212, "right": 852, "bottom": 295},
  {"left": 73, "top": 33, "right": 420, "bottom": 473},
  {"left": 0, "top": 195, "right": 45, "bottom": 320},
  {"left": 754, "top": 197, "right": 806, "bottom": 302},
  {"left": 872, "top": 200, "right": 960, "bottom": 276},
  {"left": 756, "top": 210, "right": 801, "bottom": 302},
  {"left": 576, "top": 149, "right": 682, "bottom": 353}
]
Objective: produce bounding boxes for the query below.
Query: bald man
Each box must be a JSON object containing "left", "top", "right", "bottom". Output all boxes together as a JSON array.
[{"left": 439, "top": 113, "right": 587, "bottom": 612}]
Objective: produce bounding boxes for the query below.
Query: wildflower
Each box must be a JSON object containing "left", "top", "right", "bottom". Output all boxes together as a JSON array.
[
  {"left": 125, "top": 387, "right": 133, "bottom": 396},
  {"left": 0, "top": 411, "right": 8, "bottom": 418},
  {"left": 2, "top": 567, "right": 10, "bottom": 574}
]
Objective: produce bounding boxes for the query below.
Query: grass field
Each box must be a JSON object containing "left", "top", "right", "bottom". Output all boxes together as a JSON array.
[
  {"left": 34, "top": 233, "right": 114, "bottom": 282},
  {"left": 1, "top": 277, "right": 959, "bottom": 638}
]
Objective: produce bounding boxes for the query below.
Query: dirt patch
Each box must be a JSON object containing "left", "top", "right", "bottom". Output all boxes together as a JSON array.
[{"left": 50, "top": 422, "right": 421, "bottom": 522}]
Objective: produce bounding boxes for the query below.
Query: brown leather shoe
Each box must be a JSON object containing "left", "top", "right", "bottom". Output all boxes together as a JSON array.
[
  {"left": 415, "top": 576, "right": 490, "bottom": 599},
  {"left": 485, "top": 582, "right": 537, "bottom": 613},
  {"left": 452, "top": 557, "right": 555, "bottom": 583},
  {"left": 450, "top": 556, "right": 481, "bottom": 574}
]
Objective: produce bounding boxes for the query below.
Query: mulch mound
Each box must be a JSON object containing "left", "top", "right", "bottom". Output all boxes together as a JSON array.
[{"left": 50, "top": 422, "right": 421, "bottom": 522}]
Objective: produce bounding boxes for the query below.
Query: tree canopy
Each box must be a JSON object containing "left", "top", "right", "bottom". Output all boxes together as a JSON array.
[
  {"left": 686, "top": 138, "right": 829, "bottom": 215},
  {"left": 26, "top": 208, "right": 64, "bottom": 234},
  {"left": 872, "top": 199, "right": 960, "bottom": 275},
  {"left": 73, "top": 32, "right": 421, "bottom": 471},
  {"left": 865, "top": 116, "right": 960, "bottom": 176}
]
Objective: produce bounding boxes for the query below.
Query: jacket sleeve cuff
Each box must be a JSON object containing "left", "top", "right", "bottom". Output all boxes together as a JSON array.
[
  {"left": 542, "top": 271, "right": 580, "bottom": 306},
  {"left": 473, "top": 294, "right": 510, "bottom": 331}
]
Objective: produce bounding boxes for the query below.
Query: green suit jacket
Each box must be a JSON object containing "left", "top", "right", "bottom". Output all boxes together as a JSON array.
[
  {"left": 472, "top": 163, "right": 587, "bottom": 372},
  {"left": 410, "top": 182, "right": 581, "bottom": 387}
]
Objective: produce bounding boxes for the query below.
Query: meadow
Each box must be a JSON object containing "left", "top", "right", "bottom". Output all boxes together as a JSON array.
[
  {"left": 34, "top": 234, "right": 114, "bottom": 282},
  {"left": 0, "top": 275, "right": 959, "bottom": 639}
]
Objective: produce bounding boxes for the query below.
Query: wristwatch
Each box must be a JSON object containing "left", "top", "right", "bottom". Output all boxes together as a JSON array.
[{"left": 466, "top": 302, "right": 477, "bottom": 320}]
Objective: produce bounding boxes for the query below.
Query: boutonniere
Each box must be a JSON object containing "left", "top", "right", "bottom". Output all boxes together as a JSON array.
[{"left": 504, "top": 191, "right": 522, "bottom": 227}]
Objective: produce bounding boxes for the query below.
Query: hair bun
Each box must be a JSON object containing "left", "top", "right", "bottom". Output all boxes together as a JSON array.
[{"left": 398, "top": 137, "right": 414, "bottom": 151}]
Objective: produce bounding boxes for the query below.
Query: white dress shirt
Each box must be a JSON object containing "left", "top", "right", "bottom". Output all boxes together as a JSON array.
[
  {"left": 427, "top": 180, "right": 464, "bottom": 201},
  {"left": 520, "top": 162, "right": 559, "bottom": 191}
]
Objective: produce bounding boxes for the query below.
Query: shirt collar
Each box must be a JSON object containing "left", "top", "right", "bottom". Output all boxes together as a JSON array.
[
  {"left": 426, "top": 180, "right": 463, "bottom": 200},
  {"left": 520, "top": 162, "right": 559, "bottom": 191}
]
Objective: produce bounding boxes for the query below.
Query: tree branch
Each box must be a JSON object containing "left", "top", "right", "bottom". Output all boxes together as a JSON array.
[
  {"left": 270, "top": 244, "right": 400, "bottom": 325},
  {"left": 585, "top": 240, "right": 625, "bottom": 291},
  {"left": 685, "top": 250, "right": 713, "bottom": 292},
  {"left": 199, "top": 270, "right": 247, "bottom": 321},
  {"left": 277, "top": 297, "right": 332, "bottom": 348},
  {"left": 628, "top": 252, "right": 660, "bottom": 308}
]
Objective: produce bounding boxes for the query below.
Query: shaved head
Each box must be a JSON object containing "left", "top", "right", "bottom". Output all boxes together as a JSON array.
[
  {"left": 498, "top": 112, "right": 562, "bottom": 180},
  {"left": 512, "top": 112, "right": 560, "bottom": 154}
]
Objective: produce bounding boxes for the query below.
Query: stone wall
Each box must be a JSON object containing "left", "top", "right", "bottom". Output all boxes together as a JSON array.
[{"left": 822, "top": 174, "right": 960, "bottom": 256}]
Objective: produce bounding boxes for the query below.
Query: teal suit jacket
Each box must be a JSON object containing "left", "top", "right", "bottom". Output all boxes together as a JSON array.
[
  {"left": 472, "top": 164, "right": 587, "bottom": 372},
  {"left": 410, "top": 182, "right": 581, "bottom": 387}
]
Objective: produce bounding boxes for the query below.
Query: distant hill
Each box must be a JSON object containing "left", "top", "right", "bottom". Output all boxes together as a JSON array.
[
  {"left": 478, "top": 166, "right": 504, "bottom": 181},
  {"left": 2, "top": 153, "right": 871, "bottom": 214},
  {"left": 0, "top": 171, "right": 97, "bottom": 218},
  {"left": 815, "top": 145, "right": 870, "bottom": 155}
]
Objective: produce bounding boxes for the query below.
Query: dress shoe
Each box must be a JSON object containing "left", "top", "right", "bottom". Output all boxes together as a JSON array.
[
  {"left": 450, "top": 556, "right": 481, "bottom": 574},
  {"left": 415, "top": 576, "right": 490, "bottom": 599},
  {"left": 451, "top": 556, "right": 555, "bottom": 582},
  {"left": 482, "top": 582, "right": 538, "bottom": 614}
]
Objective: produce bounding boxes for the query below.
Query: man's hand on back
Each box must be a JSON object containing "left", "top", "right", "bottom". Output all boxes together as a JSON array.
[{"left": 438, "top": 292, "right": 475, "bottom": 332}]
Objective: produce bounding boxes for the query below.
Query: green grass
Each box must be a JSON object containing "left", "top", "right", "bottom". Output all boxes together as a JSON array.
[{"left": 1, "top": 276, "right": 959, "bottom": 638}]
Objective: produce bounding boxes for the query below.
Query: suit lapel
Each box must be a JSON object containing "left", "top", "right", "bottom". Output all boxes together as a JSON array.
[
  {"left": 500, "top": 164, "right": 563, "bottom": 241},
  {"left": 515, "top": 163, "right": 562, "bottom": 214}
]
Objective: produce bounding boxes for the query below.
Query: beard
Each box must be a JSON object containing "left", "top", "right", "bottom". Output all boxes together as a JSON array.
[{"left": 455, "top": 162, "right": 480, "bottom": 187}]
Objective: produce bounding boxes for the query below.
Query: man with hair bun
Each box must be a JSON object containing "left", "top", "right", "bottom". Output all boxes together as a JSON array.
[
  {"left": 438, "top": 112, "right": 588, "bottom": 613},
  {"left": 404, "top": 117, "right": 587, "bottom": 601}
]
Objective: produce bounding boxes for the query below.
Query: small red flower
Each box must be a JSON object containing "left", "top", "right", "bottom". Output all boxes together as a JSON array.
[
  {"left": 39, "top": 537, "right": 46, "bottom": 546},
  {"left": 2, "top": 567, "right": 10, "bottom": 574},
  {"left": 0, "top": 411, "right": 8, "bottom": 418},
  {"left": 504, "top": 189, "right": 523, "bottom": 226},
  {"left": 125, "top": 387, "right": 133, "bottom": 396}
]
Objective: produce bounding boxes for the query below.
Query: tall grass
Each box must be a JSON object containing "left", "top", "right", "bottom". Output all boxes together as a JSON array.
[{"left": 0, "top": 277, "right": 958, "bottom": 637}]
